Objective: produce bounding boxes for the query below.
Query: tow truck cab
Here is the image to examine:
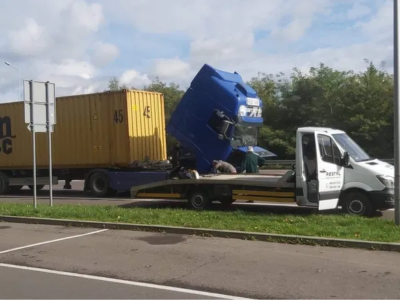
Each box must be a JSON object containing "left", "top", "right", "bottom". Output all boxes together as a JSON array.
[
  {"left": 166, "top": 64, "right": 276, "bottom": 174},
  {"left": 296, "top": 127, "right": 395, "bottom": 215}
]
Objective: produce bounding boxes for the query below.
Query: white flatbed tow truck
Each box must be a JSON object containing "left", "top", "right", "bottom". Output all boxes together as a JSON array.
[{"left": 130, "top": 127, "right": 395, "bottom": 216}]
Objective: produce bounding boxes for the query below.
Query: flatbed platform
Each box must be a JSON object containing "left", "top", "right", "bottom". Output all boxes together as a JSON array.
[{"left": 130, "top": 171, "right": 297, "bottom": 209}]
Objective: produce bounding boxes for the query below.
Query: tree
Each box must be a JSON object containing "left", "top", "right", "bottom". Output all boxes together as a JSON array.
[{"left": 247, "top": 60, "right": 394, "bottom": 159}]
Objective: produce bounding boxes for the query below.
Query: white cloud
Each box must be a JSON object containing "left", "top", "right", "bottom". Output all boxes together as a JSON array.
[
  {"left": 357, "top": 0, "right": 392, "bottom": 43},
  {"left": 0, "top": 0, "right": 108, "bottom": 101},
  {"left": 119, "top": 70, "right": 151, "bottom": 88},
  {"left": 99, "top": 0, "right": 331, "bottom": 40},
  {"left": 151, "top": 58, "right": 191, "bottom": 83},
  {"left": 92, "top": 42, "right": 120, "bottom": 67},
  {"left": 269, "top": 0, "right": 332, "bottom": 42},
  {"left": 0, "top": 0, "right": 395, "bottom": 103},
  {"left": 8, "top": 18, "right": 48, "bottom": 57},
  {"left": 347, "top": 2, "right": 372, "bottom": 20}
]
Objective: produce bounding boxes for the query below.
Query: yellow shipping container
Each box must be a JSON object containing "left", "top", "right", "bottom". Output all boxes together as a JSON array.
[{"left": 0, "top": 90, "right": 167, "bottom": 169}]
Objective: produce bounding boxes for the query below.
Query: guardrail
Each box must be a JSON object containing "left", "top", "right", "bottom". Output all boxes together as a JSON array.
[{"left": 263, "top": 159, "right": 395, "bottom": 165}]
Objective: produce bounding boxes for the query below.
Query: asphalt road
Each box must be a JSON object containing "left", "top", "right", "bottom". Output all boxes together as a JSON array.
[
  {"left": 0, "top": 222, "right": 399, "bottom": 299},
  {"left": 0, "top": 266, "right": 218, "bottom": 299}
]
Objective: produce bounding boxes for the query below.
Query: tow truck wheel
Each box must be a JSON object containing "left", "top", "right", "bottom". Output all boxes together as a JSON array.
[
  {"left": 188, "top": 191, "right": 211, "bottom": 210},
  {"left": 342, "top": 192, "right": 373, "bottom": 217}
]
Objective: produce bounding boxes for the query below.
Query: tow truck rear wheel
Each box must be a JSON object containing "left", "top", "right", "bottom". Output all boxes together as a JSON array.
[
  {"left": 342, "top": 192, "right": 373, "bottom": 217},
  {"left": 188, "top": 191, "right": 211, "bottom": 210}
]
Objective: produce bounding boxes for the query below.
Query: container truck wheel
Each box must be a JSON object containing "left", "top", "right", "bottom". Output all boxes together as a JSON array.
[
  {"left": 342, "top": 191, "right": 373, "bottom": 217},
  {"left": 188, "top": 191, "right": 211, "bottom": 210},
  {"left": 88, "top": 172, "right": 115, "bottom": 197}
]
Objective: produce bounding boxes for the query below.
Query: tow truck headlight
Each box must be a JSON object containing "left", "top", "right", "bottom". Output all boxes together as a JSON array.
[{"left": 376, "top": 175, "right": 394, "bottom": 188}]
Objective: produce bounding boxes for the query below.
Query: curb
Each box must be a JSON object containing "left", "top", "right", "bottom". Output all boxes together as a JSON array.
[{"left": 1, "top": 215, "right": 400, "bottom": 252}]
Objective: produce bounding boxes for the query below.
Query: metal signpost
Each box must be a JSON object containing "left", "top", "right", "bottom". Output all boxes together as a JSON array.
[{"left": 24, "top": 80, "right": 56, "bottom": 208}]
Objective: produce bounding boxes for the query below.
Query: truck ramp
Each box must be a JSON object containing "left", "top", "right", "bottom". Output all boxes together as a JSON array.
[{"left": 130, "top": 171, "right": 296, "bottom": 209}]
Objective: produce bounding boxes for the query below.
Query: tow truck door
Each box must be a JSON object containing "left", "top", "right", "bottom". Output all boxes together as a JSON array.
[{"left": 314, "top": 131, "right": 345, "bottom": 211}]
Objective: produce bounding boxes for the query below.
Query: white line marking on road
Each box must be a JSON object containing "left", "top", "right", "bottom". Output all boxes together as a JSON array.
[
  {"left": 0, "top": 229, "right": 108, "bottom": 254},
  {"left": 0, "top": 263, "right": 253, "bottom": 300}
]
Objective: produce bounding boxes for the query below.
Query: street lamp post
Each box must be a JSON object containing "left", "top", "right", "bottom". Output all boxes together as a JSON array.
[{"left": 4, "top": 61, "right": 20, "bottom": 101}]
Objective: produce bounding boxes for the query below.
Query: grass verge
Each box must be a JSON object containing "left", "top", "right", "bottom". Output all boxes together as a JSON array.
[{"left": 0, "top": 203, "right": 399, "bottom": 243}]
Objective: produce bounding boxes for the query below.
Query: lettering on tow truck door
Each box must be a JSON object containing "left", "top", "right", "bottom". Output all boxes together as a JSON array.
[{"left": 0, "top": 116, "right": 16, "bottom": 155}]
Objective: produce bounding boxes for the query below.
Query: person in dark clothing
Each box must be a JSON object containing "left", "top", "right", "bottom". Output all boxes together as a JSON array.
[
  {"left": 211, "top": 160, "right": 237, "bottom": 174},
  {"left": 240, "top": 146, "right": 265, "bottom": 174},
  {"left": 240, "top": 146, "right": 266, "bottom": 203}
]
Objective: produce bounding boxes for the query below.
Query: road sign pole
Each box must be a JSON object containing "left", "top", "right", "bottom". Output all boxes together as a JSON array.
[
  {"left": 24, "top": 79, "right": 56, "bottom": 207},
  {"left": 29, "top": 80, "right": 37, "bottom": 208},
  {"left": 394, "top": 0, "right": 400, "bottom": 225},
  {"left": 45, "top": 82, "right": 53, "bottom": 207}
]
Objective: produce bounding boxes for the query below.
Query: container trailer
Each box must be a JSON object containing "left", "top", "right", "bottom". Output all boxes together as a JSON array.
[{"left": 0, "top": 89, "right": 169, "bottom": 196}]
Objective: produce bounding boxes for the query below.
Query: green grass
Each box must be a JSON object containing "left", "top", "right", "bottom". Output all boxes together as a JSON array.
[{"left": 0, "top": 203, "right": 399, "bottom": 243}]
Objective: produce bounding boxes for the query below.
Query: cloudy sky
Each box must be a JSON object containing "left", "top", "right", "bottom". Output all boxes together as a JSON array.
[{"left": 0, "top": 0, "right": 393, "bottom": 102}]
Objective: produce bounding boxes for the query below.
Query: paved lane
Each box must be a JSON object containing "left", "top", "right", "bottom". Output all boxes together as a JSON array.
[
  {"left": 0, "top": 222, "right": 399, "bottom": 299},
  {"left": 0, "top": 265, "right": 224, "bottom": 299}
]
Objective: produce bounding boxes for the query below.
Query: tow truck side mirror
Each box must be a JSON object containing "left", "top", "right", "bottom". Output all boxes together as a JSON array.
[{"left": 341, "top": 151, "right": 350, "bottom": 166}]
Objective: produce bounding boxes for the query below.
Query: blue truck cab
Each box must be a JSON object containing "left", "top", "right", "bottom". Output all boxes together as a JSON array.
[{"left": 167, "top": 64, "right": 276, "bottom": 174}]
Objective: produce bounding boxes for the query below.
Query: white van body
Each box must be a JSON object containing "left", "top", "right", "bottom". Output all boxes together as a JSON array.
[{"left": 295, "top": 127, "right": 394, "bottom": 215}]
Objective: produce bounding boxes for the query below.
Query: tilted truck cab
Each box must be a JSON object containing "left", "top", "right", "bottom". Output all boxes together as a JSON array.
[
  {"left": 166, "top": 63, "right": 276, "bottom": 174},
  {"left": 296, "top": 127, "right": 395, "bottom": 215}
]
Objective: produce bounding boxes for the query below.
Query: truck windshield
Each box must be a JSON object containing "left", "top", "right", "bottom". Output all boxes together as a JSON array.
[
  {"left": 232, "top": 124, "right": 258, "bottom": 146},
  {"left": 332, "top": 133, "right": 372, "bottom": 162}
]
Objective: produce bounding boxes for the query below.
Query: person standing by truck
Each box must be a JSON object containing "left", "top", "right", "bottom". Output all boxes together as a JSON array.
[
  {"left": 240, "top": 146, "right": 266, "bottom": 203},
  {"left": 240, "top": 146, "right": 265, "bottom": 174}
]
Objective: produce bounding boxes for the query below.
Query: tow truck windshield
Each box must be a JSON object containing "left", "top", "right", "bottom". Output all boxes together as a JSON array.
[{"left": 332, "top": 133, "right": 373, "bottom": 162}]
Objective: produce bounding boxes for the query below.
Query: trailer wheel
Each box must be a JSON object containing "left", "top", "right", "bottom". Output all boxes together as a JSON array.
[
  {"left": 88, "top": 172, "right": 114, "bottom": 197},
  {"left": 0, "top": 174, "right": 9, "bottom": 195},
  {"left": 188, "top": 191, "right": 211, "bottom": 210},
  {"left": 28, "top": 185, "right": 45, "bottom": 191},
  {"left": 342, "top": 192, "right": 373, "bottom": 217}
]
